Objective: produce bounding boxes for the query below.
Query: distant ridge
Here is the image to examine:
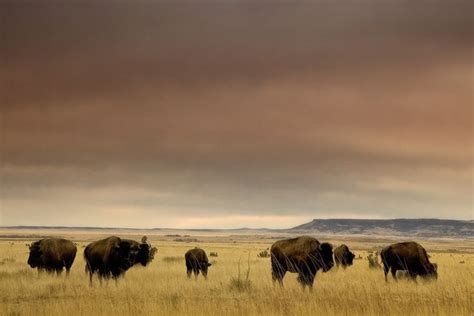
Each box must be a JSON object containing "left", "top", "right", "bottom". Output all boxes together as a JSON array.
[
  {"left": 290, "top": 218, "right": 473, "bottom": 238},
  {"left": 2, "top": 218, "right": 472, "bottom": 238}
]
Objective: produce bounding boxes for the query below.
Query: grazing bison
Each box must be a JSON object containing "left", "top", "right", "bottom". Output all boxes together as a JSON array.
[
  {"left": 84, "top": 236, "right": 156, "bottom": 285},
  {"left": 28, "top": 238, "right": 77, "bottom": 275},
  {"left": 271, "top": 236, "right": 334, "bottom": 290},
  {"left": 380, "top": 242, "right": 437, "bottom": 282},
  {"left": 185, "top": 248, "right": 212, "bottom": 279},
  {"left": 334, "top": 244, "right": 355, "bottom": 269}
]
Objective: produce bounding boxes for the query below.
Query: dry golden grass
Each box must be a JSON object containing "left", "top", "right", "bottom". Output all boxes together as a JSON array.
[{"left": 0, "top": 233, "right": 472, "bottom": 316}]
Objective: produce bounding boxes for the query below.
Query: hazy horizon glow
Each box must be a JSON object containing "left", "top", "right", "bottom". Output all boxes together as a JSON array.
[{"left": 1, "top": 1, "right": 473, "bottom": 228}]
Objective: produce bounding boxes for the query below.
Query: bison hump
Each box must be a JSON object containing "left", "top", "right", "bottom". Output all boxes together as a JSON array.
[{"left": 271, "top": 236, "right": 320, "bottom": 258}]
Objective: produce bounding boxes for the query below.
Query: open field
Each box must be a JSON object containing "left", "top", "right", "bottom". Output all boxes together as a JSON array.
[{"left": 0, "top": 230, "right": 472, "bottom": 316}]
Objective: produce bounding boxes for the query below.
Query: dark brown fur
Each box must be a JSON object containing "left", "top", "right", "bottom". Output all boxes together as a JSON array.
[
  {"left": 27, "top": 238, "right": 77, "bottom": 275},
  {"left": 185, "top": 248, "right": 211, "bottom": 279},
  {"left": 334, "top": 244, "right": 355, "bottom": 268},
  {"left": 270, "top": 236, "right": 334, "bottom": 290},
  {"left": 84, "top": 236, "right": 155, "bottom": 285},
  {"left": 121, "top": 239, "right": 153, "bottom": 267},
  {"left": 380, "top": 242, "right": 437, "bottom": 282}
]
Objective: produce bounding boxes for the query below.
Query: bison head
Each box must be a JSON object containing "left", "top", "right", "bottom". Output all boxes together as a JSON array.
[
  {"left": 345, "top": 251, "right": 356, "bottom": 266},
  {"left": 201, "top": 261, "right": 212, "bottom": 277},
  {"left": 27, "top": 242, "right": 42, "bottom": 268},
  {"left": 135, "top": 243, "right": 152, "bottom": 266},
  {"left": 129, "top": 237, "right": 157, "bottom": 267},
  {"left": 424, "top": 262, "right": 438, "bottom": 279},
  {"left": 137, "top": 237, "right": 157, "bottom": 266},
  {"left": 318, "top": 242, "right": 334, "bottom": 272}
]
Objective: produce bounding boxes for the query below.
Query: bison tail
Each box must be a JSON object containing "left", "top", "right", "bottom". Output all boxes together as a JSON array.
[{"left": 83, "top": 251, "right": 88, "bottom": 273}]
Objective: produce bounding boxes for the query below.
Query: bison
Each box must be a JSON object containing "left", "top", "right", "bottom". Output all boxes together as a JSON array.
[
  {"left": 84, "top": 236, "right": 156, "bottom": 285},
  {"left": 271, "top": 236, "right": 334, "bottom": 290},
  {"left": 334, "top": 244, "right": 355, "bottom": 269},
  {"left": 380, "top": 241, "right": 437, "bottom": 282},
  {"left": 27, "top": 238, "right": 77, "bottom": 275},
  {"left": 185, "top": 248, "right": 212, "bottom": 279}
]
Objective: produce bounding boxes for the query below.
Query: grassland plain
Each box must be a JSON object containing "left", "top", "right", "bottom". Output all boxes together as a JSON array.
[{"left": 0, "top": 232, "right": 472, "bottom": 316}]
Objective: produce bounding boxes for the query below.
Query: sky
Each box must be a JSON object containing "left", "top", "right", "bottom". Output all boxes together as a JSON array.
[{"left": 1, "top": 1, "right": 473, "bottom": 228}]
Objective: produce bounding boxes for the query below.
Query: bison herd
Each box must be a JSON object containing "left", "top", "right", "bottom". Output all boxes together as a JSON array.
[{"left": 27, "top": 235, "right": 438, "bottom": 289}]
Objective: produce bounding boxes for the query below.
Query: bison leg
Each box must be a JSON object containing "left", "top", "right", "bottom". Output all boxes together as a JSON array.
[
  {"left": 391, "top": 268, "right": 398, "bottom": 281},
  {"left": 297, "top": 277, "right": 314, "bottom": 291},
  {"left": 408, "top": 272, "right": 418, "bottom": 283},
  {"left": 111, "top": 274, "right": 120, "bottom": 287},
  {"left": 98, "top": 271, "right": 105, "bottom": 286},
  {"left": 193, "top": 268, "right": 200, "bottom": 279},
  {"left": 65, "top": 261, "right": 73, "bottom": 277},
  {"left": 271, "top": 257, "right": 286, "bottom": 287},
  {"left": 383, "top": 264, "right": 390, "bottom": 282},
  {"left": 37, "top": 268, "right": 44, "bottom": 278},
  {"left": 272, "top": 269, "right": 285, "bottom": 287},
  {"left": 297, "top": 272, "right": 315, "bottom": 291},
  {"left": 186, "top": 260, "right": 193, "bottom": 279},
  {"left": 296, "top": 276, "right": 308, "bottom": 291}
]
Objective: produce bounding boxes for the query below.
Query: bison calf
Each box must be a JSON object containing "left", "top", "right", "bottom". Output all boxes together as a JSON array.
[
  {"left": 333, "top": 244, "right": 355, "bottom": 269},
  {"left": 185, "top": 248, "right": 212, "bottom": 279},
  {"left": 271, "top": 236, "right": 334, "bottom": 290},
  {"left": 28, "top": 238, "right": 77, "bottom": 276},
  {"left": 381, "top": 241, "right": 437, "bottom": 282}
]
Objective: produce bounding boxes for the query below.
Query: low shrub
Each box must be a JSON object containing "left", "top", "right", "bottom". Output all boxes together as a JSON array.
[{"left": 257, "top": 249, "right": 271, "bottom": 258}]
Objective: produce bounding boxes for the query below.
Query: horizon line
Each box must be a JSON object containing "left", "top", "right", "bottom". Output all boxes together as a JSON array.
[{"left": 1, "top": 217, "right": 471, "bottom": 231}]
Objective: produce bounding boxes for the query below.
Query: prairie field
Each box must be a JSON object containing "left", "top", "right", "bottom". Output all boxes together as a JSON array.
[{"left": 0, "top": 231, "right": 472, "bottom": 316}]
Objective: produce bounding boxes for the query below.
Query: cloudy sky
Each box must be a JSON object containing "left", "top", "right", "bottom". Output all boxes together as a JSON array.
[{"left": 1, "top": 1, "right": 472, "bottom": 228}]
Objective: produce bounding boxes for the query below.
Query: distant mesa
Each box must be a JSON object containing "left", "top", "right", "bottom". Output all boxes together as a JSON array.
[{"left": 290, "top": 218, "right": 473, "bottom": 238}]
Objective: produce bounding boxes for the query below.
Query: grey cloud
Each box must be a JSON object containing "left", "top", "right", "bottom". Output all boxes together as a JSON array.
[
  {"left": 3, "top": 1, "right": 473, "bottom": 106},
  {"left": 1, "top": 0, "right": 472, "bottom": 227}
]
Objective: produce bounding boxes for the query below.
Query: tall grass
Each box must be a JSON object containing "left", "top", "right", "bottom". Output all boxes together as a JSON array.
[
  {"left": 229, "top": 255, "right": 252, "bottom": 292},
  {"left": 0, "top": 239, "right": 472, "bottom": 315}
]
